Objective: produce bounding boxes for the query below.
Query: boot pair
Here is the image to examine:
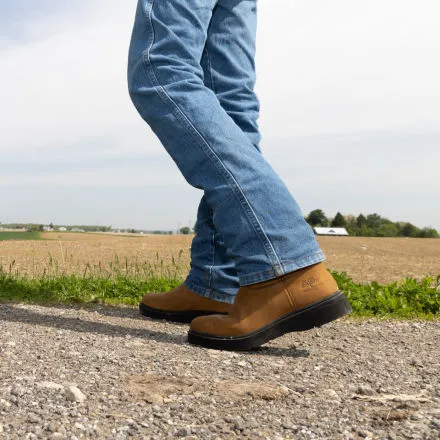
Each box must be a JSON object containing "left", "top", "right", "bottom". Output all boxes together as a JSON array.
[{"left": 140, "top": 263, "right": 351, "bottom": 351}]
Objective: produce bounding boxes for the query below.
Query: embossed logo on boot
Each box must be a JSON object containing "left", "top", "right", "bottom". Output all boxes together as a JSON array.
[{"left": 301, "top": 277, "right": 320, "bottom": 289}]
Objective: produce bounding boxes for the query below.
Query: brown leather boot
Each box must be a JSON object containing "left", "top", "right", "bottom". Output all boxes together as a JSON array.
[
  {"left": 188, "top": 263, "right": 351, "bottom": 350},
  {"left": 139, "top": 284, "right": 230, "bottom": 323}
]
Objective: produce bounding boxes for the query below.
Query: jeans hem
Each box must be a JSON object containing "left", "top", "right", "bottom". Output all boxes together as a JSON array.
[
  {"left": 184, "top": 278, "right": 236, "bottom": 304},
  {"left": 238, "top": 250, "right": 326, "bottom": 286}
]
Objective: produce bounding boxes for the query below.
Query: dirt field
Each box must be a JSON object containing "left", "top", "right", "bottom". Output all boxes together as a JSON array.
[{"left": 0, "top": 232, "right": 439, "bottom": 283}]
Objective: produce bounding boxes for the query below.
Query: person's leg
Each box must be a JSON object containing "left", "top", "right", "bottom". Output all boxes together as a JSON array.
[
  {"left": 185, "top": 0, "right": 262, "bottom": 304},
  {"left": 128, "top": 0, "right": 351, "bottom": 347},
  {"left": 185, "top": 195, "right": 239, "bottom": 303},
  {"left": 140, "top": 1, "right": 262, "bottom": 319},
  {"left": 128, "top": 0, "right": 323, "bottom": 285}
]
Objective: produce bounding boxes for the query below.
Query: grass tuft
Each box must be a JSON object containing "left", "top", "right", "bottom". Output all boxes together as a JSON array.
[
  {"left": 0, "top": 272, "right": 181, "bottom": 306},
  {"left": 332, "top": 271, "right": 440, "bottom": 319},
  {"left": 0, "top": 264, "right": 439, "bottom": 318}
]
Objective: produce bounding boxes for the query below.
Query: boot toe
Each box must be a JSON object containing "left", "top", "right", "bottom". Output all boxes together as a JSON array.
[
  {"left": 141, "top": 293, "right": 163, "bottom": 309},
  {"left": 190, "top": 314, "right": 226, "bottom": 335}
]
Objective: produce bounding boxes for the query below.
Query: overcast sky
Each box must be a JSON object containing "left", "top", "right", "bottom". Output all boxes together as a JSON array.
[{"left": 1, "top": 0, "right": 439, "bottom": 231}]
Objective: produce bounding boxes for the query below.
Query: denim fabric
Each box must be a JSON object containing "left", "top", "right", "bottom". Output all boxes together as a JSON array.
[
  {"left": 186, "top": 1, "right": 261, "bottom": 304},
  {"left": 128, "top": 0, "right": 325, "bottom": 300}
]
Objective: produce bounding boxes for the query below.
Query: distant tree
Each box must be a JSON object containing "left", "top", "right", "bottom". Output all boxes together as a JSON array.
[
  {"left": 401, "top": 222, "right": 420, "bottom": 238},
  {"left": 49, "top": 222, "right": 54, "bottom": 230},
  {"left": 331, "top": 212, "right": 346, "bottom": 228},
  {"left": 394, "top": 222, "right": 404, "bottom": 236},
  {"left": 344, "top": 215, "right": 358, "bottom": 235},
  {"left": 357, "top": 226, "right": 375, "bottom": 237},
  {"left": 356, "top": 214, "right": 367, "bottom": 228},
  {"left": 418, "top": 227, "right": 439, "bottom": 239},
  {"left": 38, "top": 224, "right": 44, "bottom": 232},
  {"left": 306, "top": 209, "right": 329, "bottom": 227},
  {"left": 344, "top": 215, "right": 356, "bottom": 226},
  {"left": 179, "top": 226, "right": 191, "bottom": 235},
  {"left": 377, "top": 223, "right": 399, "bottom": 237},
  {"left": 365, "top": 213, "right": 383, "bottom": 230}
]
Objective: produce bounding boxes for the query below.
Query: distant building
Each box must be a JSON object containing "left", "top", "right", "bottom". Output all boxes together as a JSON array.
[
  {"left": 71, "top": 227, "right": 85, "bottom": 233},
  {"left": 58, "top": 227, "right": 67, "bottom": 232},
  {"left": 314, "top": 227, "right": 349, "bottom": 236},
  {"left": 42, "top": 225, "right": 54, "bottom": 232}
]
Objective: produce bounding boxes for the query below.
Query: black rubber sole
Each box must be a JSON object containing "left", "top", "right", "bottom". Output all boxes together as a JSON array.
[
  {"left": 139, "top": 301, "right": 228, "bottom": 324},
  {"left": 187, "top": 290, "right": 352, "bottom": 351}
]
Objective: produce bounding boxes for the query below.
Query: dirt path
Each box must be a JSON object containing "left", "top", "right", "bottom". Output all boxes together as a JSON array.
[{"left": 1, "top": 304, "right": 439, "bottom": 439}]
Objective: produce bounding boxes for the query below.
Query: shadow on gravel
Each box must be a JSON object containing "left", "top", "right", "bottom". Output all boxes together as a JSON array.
[
  {"left": 0, "top": 304, "right": 185, "bottom": 345},
  {"left": 0, "top": 304, "right": 311, "bottom": 357},
  {"left": 248, "top": 346, "right": 310, "bottom": 358},
  {"left": 0, "top": 301, "right": 143, "bottom": 320}
]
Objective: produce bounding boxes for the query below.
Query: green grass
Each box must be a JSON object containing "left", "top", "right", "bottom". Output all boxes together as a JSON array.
[
  {"left": 0, "top": 265, "right": 439, "bottom": 318},
  {"left": 0, "top": 231, "right": 41, "bottom": 241},
  {"left": 331, "top": 271, "right": 440, "bottom": 319},
  {"left": 0, "top": 272, "right": 181, "bottom": 306}
]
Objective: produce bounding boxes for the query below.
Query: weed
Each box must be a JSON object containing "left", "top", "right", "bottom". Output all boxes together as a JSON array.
[
  {"left": 331, "top": 271, "right": 440, "bottom": 319},
  {"left": 0, "top": 255, "right": 438, "bottom": 318}
]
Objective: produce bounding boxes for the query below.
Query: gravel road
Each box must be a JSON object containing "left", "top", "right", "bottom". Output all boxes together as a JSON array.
[{"left": 1, "top": 303, "right": 439, "bottom": 440}]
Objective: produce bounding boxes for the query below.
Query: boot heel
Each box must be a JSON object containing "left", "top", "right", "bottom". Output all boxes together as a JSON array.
[
  {"left": 188, "top": 291, "right": 352, "bottom": 351},
  {"left": 287, "top": 291, "right": 352, "bottom": 332}
]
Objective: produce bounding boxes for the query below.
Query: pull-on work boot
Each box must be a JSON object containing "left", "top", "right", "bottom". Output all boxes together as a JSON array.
[
  {"left": 188, "top": 263, "right": 352, "bottom": 350},
  {"left": 139, "top": 284, "right": 230, "bottom": 323}
]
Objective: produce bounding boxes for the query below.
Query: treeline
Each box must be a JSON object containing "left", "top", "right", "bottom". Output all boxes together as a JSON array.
[
  {"left": 305, "top": 210, "right": 439, "bottom": 238},
  {"left": 1, "top": 223, "right": 178, "bottom": 235},
  {"left": 1, "top": 223, "right": 112, "bottom": 232}
]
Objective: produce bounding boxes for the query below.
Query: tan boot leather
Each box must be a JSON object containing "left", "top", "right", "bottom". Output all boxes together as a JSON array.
[
  {"left": 139, "top": 284, "right": 230, "bottom": 323},
  {"left": 188, "top": 263, "right": 351, "bottom": 350}
]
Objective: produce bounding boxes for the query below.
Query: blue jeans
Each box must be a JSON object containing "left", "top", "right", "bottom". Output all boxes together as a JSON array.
[{"left": 128, "top": 0, "right": 325, "bottom": 304}]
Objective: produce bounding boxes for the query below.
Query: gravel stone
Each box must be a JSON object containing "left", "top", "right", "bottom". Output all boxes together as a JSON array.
[
  {"left": 11, "top": 385, "right": 26, "bottom": 397},
  {"left": 37, "top": 381, "right": 64, "bottom": 391},
  {"left": 175, "top": 426, "right": 191, "bottom": 437},
  {"left": 1, "top": 303, "right": 439, "bottom": 440},
  {"left": 356, "top": 384, "right": 375, "bottom": 396},
  {"left": 64, "top": 386, "right": 86, "bottom": 403},
  {"left": 27, "top": 414, "right": 40, "bottom": 424}
]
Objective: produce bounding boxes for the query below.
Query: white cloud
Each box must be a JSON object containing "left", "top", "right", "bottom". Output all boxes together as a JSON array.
[
  {"left": 0, "top": 160, "right": 185, "bottom": 187},
  {"left": 1, "top": 0, "right": 439, "bottom": 229},
  {"left": 0, "top": 0, "right": 154, "bottom": 155},
  {"left": 257, "top": 0, "right": 440, "bottom": 137},
  {"left": 2, "top": 0, "right": 439, "bottom": 154}
]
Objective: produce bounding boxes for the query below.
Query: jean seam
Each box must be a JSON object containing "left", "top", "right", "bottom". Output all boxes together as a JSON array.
[
  {"left": 142, "top": 0, "right": 283, "bottom": 274},
  {"left": 185, "top": 278, "right": 235, "bottom": 304},
  {"left": 208, "top": 215, "right": 215, "bottom": 290},
  {"left": 142, "top": 0, "right": 155, "bottom": 64},
  {"left": 204, "top": 46, "right": 217, "bottom": 94}
]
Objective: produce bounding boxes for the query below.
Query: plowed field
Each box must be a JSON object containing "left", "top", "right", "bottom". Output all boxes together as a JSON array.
[{"left": 0, "top": 232, "right": 439, "bottom": 283}]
